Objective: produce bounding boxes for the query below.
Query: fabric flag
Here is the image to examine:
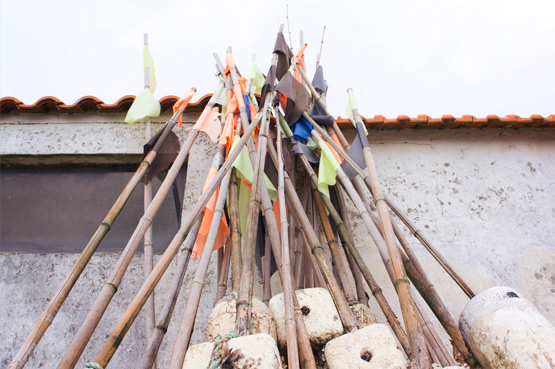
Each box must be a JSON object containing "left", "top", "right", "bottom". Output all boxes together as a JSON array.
[
  {"left": 188, "top": 106, "right": 221, "bottom": 143},
  {"left": 276, "top": 72, "right": 311, "bottom": 126},
  {"left": 173, "top": 89, "right": 197, "bottom": 128},
  {"left": 340, "top": 133, "right": 367, "bottom": 179},
  {"left": 274, "top": 32, "right": 294, "bottom": 80},
  {"left": 192, "top": 166, "right": 230, "bottom": 260},
  {"left": 294, "top": 44, "right": 308, "bottom": 82},
  {"left": 260, "top": 65, "right": 276, "bottom": 108},
  {"left": 312, "top": 65, "right": 328, "bottom": 95},
  {"left": 124, "top": 43, "right": 161, "bottom": 124},
  {"left": 292, "top": 116, "right": 313, "bottom": 142},
  {"left": 229, "top": 135, "right": 278, "bottom": 236},
  {"left": 317, "top": 138, "right": 340, "bottom": 198},
  {"left": 142, "top": 126, "right": 181, "bottom": 183},
  {"left": 210, "top": 79, "right": 227, "bottom": 107},
  {"left": 248, "top": 60, "right": 266, "bottom": 96},
  {"left": 291, "top": 140, "right": 320, "bottom": 164},
  {"left": 346, "top": 89, "right": 368, "bottom": 135},
  {"left": 309, "top": 66, "right": 334, "bottom": 127}
]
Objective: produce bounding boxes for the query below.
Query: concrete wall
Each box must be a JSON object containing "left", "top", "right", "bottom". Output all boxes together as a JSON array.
[{"left": 1, "top": 111, "right": 554, "bottom": 367}]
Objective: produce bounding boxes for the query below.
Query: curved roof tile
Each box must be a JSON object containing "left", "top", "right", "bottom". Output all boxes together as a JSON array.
[{"left": 1, "top": 95, "right": 553, "bottom": 129}]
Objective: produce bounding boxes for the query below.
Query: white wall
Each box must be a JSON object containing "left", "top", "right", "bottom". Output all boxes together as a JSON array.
[{"left": 1, "top": 111, "right": 554, "bottom": 367}]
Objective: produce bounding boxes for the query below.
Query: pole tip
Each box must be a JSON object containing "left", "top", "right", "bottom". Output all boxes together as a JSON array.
[
  {"left": 346, "top": 88, "right": 353, "bottom": 93},
  {"left": 143, "top": 33, "right": 148, "bottom": 44},
  {"left": 226, "top": 46, "right": 232, "bottom": 54},
  {"left": 191, "top": 87, "right": 197, "bottom": 92}
]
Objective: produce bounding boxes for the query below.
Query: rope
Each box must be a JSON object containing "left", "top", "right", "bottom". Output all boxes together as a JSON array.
[
  {"left": 208, "top": 332, "right": 240, "bottom": 369},
  {"left": 84, "top": 363, "right": 103, "bottom": 369}
]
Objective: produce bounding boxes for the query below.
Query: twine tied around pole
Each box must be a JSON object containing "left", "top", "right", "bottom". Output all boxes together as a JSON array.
[
  {"left": 208, "top": 332, "right": 240, "bottom": 369},
  {"left": 84, "top": 363, "right": 103, "bottom": 369}
]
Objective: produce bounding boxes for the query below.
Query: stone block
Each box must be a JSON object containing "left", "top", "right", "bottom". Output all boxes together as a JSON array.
[
  {"left": 459, "top": 286, "right": 555, "bottom": 369},
  {"left": 269, "top": 287, "right": 343, "bottom": 347},
  {"left": 324, "top": 324, "right": 408, "bottom": 369},
  {"left": 350, "top": 303, "right": 376, "bottom": 327},
  {"left": 182, "top": 334, "right": 281, "bottom": 369},
  {"left": 207, "top": 295, "right": 277, "bottom": 342}
]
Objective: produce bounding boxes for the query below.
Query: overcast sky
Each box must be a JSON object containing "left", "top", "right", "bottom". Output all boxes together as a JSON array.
[{"left": 1, "top": 0, "right": 554, "bottom": 118}]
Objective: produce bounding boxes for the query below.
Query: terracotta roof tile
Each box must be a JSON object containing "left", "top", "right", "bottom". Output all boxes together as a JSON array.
[{"left": 1, "top": 95, "right": 553, "bottom": 129}]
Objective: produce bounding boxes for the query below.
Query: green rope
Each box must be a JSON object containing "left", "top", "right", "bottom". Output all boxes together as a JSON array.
[
  {"left": 208, "top": 332, "right": 240, "bottom": 369},
  {"left": 84, "top": 363, "right": 103, "bottom": 369}
]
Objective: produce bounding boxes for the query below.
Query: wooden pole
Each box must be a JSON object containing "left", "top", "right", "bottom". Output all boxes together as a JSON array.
[
  {"left": 277, "top": 125, "right": 300, "bottom": 369},
  {"left": 7, "top": 105, "right": 189, "bottom": 369},
  {"left": 311, "top": 131, "right": 430, "bottom": 367},
  {"left": 142, "top": 33, "right": 157, "bottom": 369},
  {"left": 167, "top": 168, "right": 232, "bottom": 369},
  {"left": 266, "top": 137, "right": 359, "bottom": 332},
  {"left": 215, "top": 238, "right": 232, "bottom": 303},
  {"left": 228, "top": 170, "right": 242, "bottom": 293},
  {"left": 138, "top": 216, "right": 202, "bottom": 369},
  {"left": 86, "top": 103, "right": 262, "bottom": 369}
]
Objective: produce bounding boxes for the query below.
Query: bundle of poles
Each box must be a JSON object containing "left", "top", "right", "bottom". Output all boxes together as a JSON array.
[{"left": 9, "top": 26, "right": 479, "bottom": 369}]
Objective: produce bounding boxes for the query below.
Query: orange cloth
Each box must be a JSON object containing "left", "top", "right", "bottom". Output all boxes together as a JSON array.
[
  {"left": 326, "top": 139, "right": 343, "bottom": 164},
  {"left": 192, "top": 167, "right": 230, "bottom": 260},
  {"left": 172, "top": 89, "right": 196, "bottom": 128}
]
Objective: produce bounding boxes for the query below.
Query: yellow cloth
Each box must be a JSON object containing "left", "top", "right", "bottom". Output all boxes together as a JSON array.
[
  {"left": 317, "top": 138, "right": 340, "bottom": 198},
  {"left": 346, "top": 89, "right": 367, "bottom": 135},
  {"left": 248, "top": 60, "right": 265, "bottom": 95}
]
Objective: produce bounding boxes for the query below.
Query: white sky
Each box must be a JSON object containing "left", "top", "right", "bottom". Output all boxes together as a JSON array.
[{"left": 1, "top": 0, "right": 554, "bottom": 118}]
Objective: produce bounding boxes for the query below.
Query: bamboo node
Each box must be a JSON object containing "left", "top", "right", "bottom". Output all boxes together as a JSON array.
[
  {"left": 393, "top": 278, "right": 411, "bottom": 290},
  {"left": 374, "top": 198, "right": 386, "bottom": 206},
  {"left": 106, "top": 282, "right": 118, "bottom": 293}
]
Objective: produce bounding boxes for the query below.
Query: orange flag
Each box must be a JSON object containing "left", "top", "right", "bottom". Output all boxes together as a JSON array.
[
  {"left": 192, "top": 167, "right": 230, "bottom": 260},
  {"left": 173, "top": 89, "right": 196, "bottom": 127}
]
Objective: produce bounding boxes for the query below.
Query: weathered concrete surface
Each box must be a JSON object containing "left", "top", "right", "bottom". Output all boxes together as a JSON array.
[
  {"left": 324, "top": 324, "right": 408, "bottom": 369},
  {"left": 2, "top": 112, "right": 555, "bottom": 367},
  {"left": 460, "top": 286, "right": 555, "bottom": 368}
]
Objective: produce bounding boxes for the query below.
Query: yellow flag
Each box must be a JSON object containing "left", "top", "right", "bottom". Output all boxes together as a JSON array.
[
  {"left": 144, "top": 43, "right": 156, "bottom": 93},
  {"left": 125, "top": 42, "right": 161, "bottom": 124},
  {"left": 346, "top": 89, "right": 367, "bottom": 135},
  {"left": 317, "top": 139, "right": 340, "bottom": 198},
  {"left": 248, "top": 60, "right": 265, "bottom": 95}
]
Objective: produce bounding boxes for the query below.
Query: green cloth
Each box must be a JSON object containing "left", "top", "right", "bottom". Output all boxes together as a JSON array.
[
  {"left": 144, "top": 44, "right": 157, "bottom": 93},
  {"left": 229, "top": 135, "right": 277, "bottom": 236},
  {"left": 248, "top": 60, "right": 265, "bottom": 95},
  {"left": 210, "top": 79, "right": 227, "bottom": 107},
  {"left": 124, "top": 88, "right": 161, "bottom": 124},
  {"left": 124, "top": 43, "right": 160, "bottom": 124},
  {"left": 317, "top": 139, "right": 340, "bottom": 198},
  {"left": 346, "top": 89, "right": 367, "bottom": 135}
]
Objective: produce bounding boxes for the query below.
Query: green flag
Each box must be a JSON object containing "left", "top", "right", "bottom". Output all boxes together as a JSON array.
[
  {"left": 317, "top": 139, "right": 340, "bottom": 198},
  {"left": 229, "top": 134, "right": 277, "bottom": 236},
  {"left": 124, "top": 43, "right": 161, "bottom": 124},
  {"left": 248, "top": 60, "right": 265, "bottom": 95}
]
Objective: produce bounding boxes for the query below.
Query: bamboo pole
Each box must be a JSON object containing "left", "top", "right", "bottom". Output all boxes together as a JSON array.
[
  {"left": 86, "top": 102, "right": 262, "bottom": 369},
  {"left": 228, "top": 170, "right": 242, "bottom": 293},
  {"left": 142, "top": 33, "right": 157, "bottom": 369},
  {"left": 167, "top": 168, "right": 232, "bottom": 369},
  {"left": 277, "top": 125, "right": 300, "bottom": 369},
  {"left": 215, "top": 238, "right": 232, "bottom": 303},
  {"left": 310, "top": 131, "right": 430, "bottom": 367},
  {"left": 8, "top": 98, "right": 191, "bottom": 369},
  {"left": 266, "top": 137, "right": 359, "bottom": 332},
  {"left": 138, "top": 216, "right": 202, "bottom": 369},
  {"left": 276, "top": 119, "right": 410, "bottom": 353},
  {"left": 334, "top": 186, "right": 367, "bottom": 305},
  {"left": 262, "top": 232, "right": 272, "bottom": 306},
  {"left": 57, "top": 97, "right": 200, "bottom": 369}
]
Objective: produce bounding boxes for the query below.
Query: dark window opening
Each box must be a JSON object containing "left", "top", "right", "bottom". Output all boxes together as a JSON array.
[{"left": 0, "top": 164, "right": 187, "bottom": 253}]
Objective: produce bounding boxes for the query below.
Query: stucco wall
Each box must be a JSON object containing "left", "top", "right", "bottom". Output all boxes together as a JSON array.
[{"left": 1, "top": 111, "right": 554, "bottom": 367}]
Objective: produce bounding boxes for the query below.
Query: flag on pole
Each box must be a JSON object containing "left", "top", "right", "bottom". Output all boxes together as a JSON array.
[
  {"left": 317, "top": 138, "right": 340, "bottom": 198},
  {"left": 248, "top": 60, "right": 266, "bottom": 96},
  {"left": 276, "top": 71, "right": 311, "bottom": 126},
  {"left": 124, "top": 43, "right": 161, "bottom": 124}
]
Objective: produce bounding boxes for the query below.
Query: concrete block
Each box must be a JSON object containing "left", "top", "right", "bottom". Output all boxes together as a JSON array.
[
  {"left": 182, "top": 342, "right": 214, "bottom": 369},
  {"left": 269, "top": 287, "right": 343, "bottom": 347},
  {"left": 182, "top": 334, "right": 281, "bottom": 369},
  {"left": 206, "top": 295, "right": 277, "bottom": 342},
  {"left": 350, "top": 303, "right": 376, "bottom": 327},
  {"left": 459, "top": 286, "right": 555, "bottom": 369},
  {"left": 324, "top": 324, "right": 408, "bottom": 369},
  {"left": 228, "top": 333, "right": 281, "bottom": 369}
]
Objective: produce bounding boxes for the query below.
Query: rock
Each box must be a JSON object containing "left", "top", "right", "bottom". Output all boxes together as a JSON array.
[
  {"left": 460, "top": 286, "right": 555, "bottom": 369},
  {"left": 324, "top": 324, "right": 408, "bottom": 369},
  {"left": 350, "top": 303, "right": 376, "bottom": 327}
]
